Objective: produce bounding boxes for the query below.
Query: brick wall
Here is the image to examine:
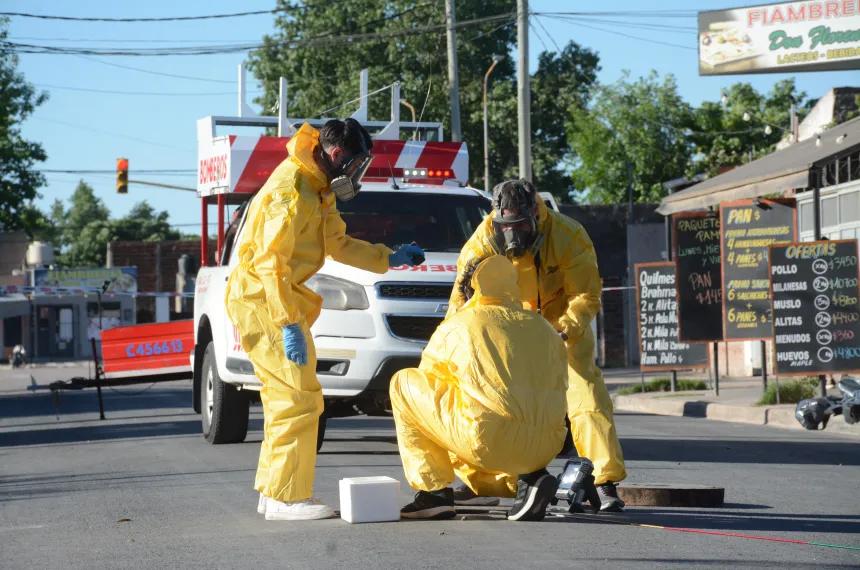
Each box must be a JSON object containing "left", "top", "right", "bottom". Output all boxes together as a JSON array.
[{"left": 108, "top": 240, "right": 214, "bottom": 322}]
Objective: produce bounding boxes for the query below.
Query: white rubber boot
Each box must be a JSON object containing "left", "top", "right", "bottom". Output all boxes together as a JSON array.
[
  {"left": 265, "top": 497, "right": 335, "bottom": 521},
  {"left": 257, "top": 493, "right": 267, "bottom": 515}
]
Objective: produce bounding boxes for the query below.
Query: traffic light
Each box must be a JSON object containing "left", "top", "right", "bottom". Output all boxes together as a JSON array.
[{"left": 116, "top": 157, "right": 129, "bottom": 194}]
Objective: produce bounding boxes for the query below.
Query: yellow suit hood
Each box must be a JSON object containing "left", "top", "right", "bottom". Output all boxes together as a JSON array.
[{"left": 464, "top": 255, "right": 521, "bottom": 310}]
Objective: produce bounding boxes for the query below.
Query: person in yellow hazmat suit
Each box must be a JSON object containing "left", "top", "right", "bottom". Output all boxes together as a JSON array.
[
  {"left": 446, "top": 179, "right": 627, "bottom": 512},
  {"left": 390, "top": 255, "right": 569, "bottom": 521},
  {"left": 225, "top": 119, "right": 425, "bottom": 521}
]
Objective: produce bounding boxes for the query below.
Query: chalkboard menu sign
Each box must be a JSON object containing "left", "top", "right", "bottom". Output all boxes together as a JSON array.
[
  {"left": 635, "top": 262, "right": 709, "bottom": 371},
  {"left": 770, "top": 240, "right": 860, "bottom": 376},
  {"left": 720, "top": 199, "right": 797, "bottom": 340},
  {"left": 673, "top": 212, "right": 723, "bottom": 342}
]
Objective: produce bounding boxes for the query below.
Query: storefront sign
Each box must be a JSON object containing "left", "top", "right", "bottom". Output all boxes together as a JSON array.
[
  {"left": 720, "top": 199, "right": 797, "bottom": 340},
  {"left": 33, "top": 267, "right": 138, "bottom": 295},
  {"left": 699, "top": 1, "right": 860, "bottom": 75},
  {"left": 635, "top": 262, "right": 710, "bottom": 371},
  {"left": 770, "top": 240, "right": 860, "bottom": 375},
  {"left": 673, "top": 212, "right": 724, "bottom": 342}
]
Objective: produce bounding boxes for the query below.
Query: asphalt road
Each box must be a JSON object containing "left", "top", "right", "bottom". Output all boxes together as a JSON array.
[{"left": 1, "top": 364, "right": 859, "bottom": 569}]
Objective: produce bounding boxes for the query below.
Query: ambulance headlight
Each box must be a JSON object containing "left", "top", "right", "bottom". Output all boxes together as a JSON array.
[{"left": 306, "top": 274, "right": 369, "bottom": 310}]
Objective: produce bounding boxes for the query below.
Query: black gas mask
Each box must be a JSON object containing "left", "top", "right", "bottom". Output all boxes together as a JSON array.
[
  {"left": 326, "top": 134, "right": 372, "bottom": 202},
  {"left": 492, "top": 212, "right": 537, "bottom": 258},
  {"left": 491, "top": 179, "right": 539, "bottom": 258}
]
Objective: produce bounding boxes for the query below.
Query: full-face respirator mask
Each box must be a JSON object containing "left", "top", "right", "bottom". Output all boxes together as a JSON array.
[
  {"left": 328, "top": 138, "right": 372, "bottom": 202},
  {"left": 491, "top": 181, "right": 539, "bottom": 258}
]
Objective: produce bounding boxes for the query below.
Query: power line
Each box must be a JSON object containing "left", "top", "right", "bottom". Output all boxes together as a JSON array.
[
  {"left": 553, "top": 18, "right": 697, "bottom": 52},
  {"left": 534, "top": 16, "right": 563, "bottom": 53},
  {"left": 30, "top": 116, "right": 194, "bottom": 152},
  {"left": 0, "top": 8, "right": 277, "bottom": 23},
  {"left": 550, "top": 15, "right": 698, "bottom": 34},
  {"left": 2, "top": 7, "right": 698, "bottom": 24},
  {"left": 536, "top": 10, "right": 697, "bottom": 19},
  {"left": 4, "top": 39, "right": 260, "bottom": 56},
  {"left": 529, "top": 21, "right": 552, "bottom": 55},
  {"left": 40, "top": 169, "right": 195, "bottom": 174},
  {"left": 75, "top": 56, "right": 235, "bottom": 83},
  {"left": 2, "top": 13, "right": 516, "bottom": 57},
  {"left": 33, "top": 83, "right": 258, "bottom": 97},
  {"left": 11, "top": 35, "right": 262, "bottom": 44}
]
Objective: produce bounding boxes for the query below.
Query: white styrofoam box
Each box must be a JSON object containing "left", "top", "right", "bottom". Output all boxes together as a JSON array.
[{"left": 339, "top": 476, "right": 401, "bottom": 523}]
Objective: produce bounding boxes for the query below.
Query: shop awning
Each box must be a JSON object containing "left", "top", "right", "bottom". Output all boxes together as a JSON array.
[
  {"left": 658, "top": 116, "right": 860, "bottom": 215},
  {"left": 0, "top": 295, "right": 30, "bottom": 319}
]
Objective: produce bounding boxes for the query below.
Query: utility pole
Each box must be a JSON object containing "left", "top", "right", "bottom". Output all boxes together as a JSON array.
[
  {"left": 517, "top": 0, "right": 532, "bottom": 181},
  {"left": 445, "top": 0, "right": 462, "bottom": 142}
]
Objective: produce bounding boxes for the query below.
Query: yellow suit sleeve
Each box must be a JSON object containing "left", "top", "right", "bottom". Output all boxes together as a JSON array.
[
  {"left": 556, "top": 226, "right": 602, "bottom": 341},
  {"left": 446, "top": 218, "right": 496, "bottom": 319},
  {"left": 324, "top": 201, "right": 393, "bottom": 274},
  {"left": 253, "top": 192, "right": 302, "bottom": 327}
]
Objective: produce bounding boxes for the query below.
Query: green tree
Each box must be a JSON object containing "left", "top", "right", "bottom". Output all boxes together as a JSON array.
[
  {"left": 690, "top": 79, "right": 808, "bottom": 176},
  {"left": 247, "top": 1, "right": 599, "bottom": 197},
  {"left": 478, "top": 41, "right": 601, "bottom": 197},
  {"left": 54, "top": 181, "right": 111, "bottom": 266},
  {"left": 0, "top": 18, "right": 48, "bottom": 235},
  {"left": 568, "top": 71, "right": 695, "bottom": 204},
  {"left": 53, "top": 181, "right": 182, "bottom": 266},
  {"left": 112, "top": 202, "right": 181, "bottom": 242}
]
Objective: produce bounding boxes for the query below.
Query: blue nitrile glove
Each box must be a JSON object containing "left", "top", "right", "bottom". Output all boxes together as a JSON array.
[
  {"left": 281, "top": 324, "right": 308, "bottom": 366},
  {"left": 389, "top": 243, "right": 426, "bottom": 267}
]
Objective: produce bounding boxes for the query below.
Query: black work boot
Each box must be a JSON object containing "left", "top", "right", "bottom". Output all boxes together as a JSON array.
[
  {"left": 596, "top": 482, "right": 625, "bottom": 512},
  {"left": 452, "top": 481, "right": 501, "bottom": 506},
  {"left": 507, "top": 469, "right": 558, "bottom": 522},
  {"left": 400, "top": 488, "right": 456, "bottom": 520}
]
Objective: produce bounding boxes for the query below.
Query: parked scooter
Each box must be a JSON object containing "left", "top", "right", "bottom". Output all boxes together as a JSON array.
[
  {"left": 11, "top": 344, "right": 27, "bottom": 368},
  {"left": 795, "top": 377, "right": 860, "bottom": 430}
]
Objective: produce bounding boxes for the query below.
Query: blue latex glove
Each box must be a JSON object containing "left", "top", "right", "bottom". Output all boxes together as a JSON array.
[
  {"left": 389, "top": 243, "right": 425, "bottom": 267},
  {"left": 281, "top": 324, "right": 308, "bottom": 366}
]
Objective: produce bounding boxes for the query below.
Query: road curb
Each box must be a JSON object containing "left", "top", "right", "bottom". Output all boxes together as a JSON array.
[{"left": 613, "top": 393, "right": 859, "bottom": 438}]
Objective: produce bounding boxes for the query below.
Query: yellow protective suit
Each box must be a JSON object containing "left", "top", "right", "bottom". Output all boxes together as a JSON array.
[
  {"left": 225, "top": 123, "right": 392, "bottom": 502},
  {"left": 390, "top": 255, "right": 568, "bottom": 496},
  {"left": 447, "top": 201, "right": 627, "bottom": 485}
]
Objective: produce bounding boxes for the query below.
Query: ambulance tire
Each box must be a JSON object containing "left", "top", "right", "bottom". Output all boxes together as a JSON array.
[{"left": 201, "top": 342, "right": 249, "bottom": 444}]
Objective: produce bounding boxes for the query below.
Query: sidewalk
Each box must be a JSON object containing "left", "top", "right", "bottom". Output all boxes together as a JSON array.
[{"left": 607, "top": 374, "right": 859, "bottom": 439}]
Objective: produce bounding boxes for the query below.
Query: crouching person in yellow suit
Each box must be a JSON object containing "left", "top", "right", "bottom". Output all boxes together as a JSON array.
[
  {"left": 390, "top": 255, "right": 569, "bottom": 521},
  {"left": 226, "top": 119, "right": 424, "bottom": 521},
  {"left": 447, "top": 179, "right": 627, "bottom": 512}
]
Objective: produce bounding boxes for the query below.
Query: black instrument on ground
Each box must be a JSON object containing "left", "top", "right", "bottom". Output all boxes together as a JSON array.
[{"left": 552, "top": 458, "right": 602, "bottom": 514}]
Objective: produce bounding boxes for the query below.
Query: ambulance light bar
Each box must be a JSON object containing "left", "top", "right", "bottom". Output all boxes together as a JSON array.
[{"left": 366, "top": 166, "right": 455, "bottom": 180}]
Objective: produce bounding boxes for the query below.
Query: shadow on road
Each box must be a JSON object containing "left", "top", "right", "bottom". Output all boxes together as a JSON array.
[
  {"left": 561, "top": 508, "right": 860, "bottom": 536},
  {"left": 0, "top": 388, "right": 190, "bottom": 419},
  {"left": 0, "top": 419, "right": 200, "bottom": 447},
  {"left": 583, "top": 559, "right": 859, "bottom": 568},
  {"left": 620, "top": 437, "right": 860, "bottom": 465},
  {"left": 0, "top": 467, "right": 255, "bottom": 502}
]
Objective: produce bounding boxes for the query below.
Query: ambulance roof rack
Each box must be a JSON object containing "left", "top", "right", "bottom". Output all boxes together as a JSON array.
[{"left": 197, "top": 65, "right": 444, "bottom": 143}]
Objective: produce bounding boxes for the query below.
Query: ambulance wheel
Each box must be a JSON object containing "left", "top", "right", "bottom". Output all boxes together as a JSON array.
[{"left": 201, "top": 342, "right": 249, "bottom": 444}]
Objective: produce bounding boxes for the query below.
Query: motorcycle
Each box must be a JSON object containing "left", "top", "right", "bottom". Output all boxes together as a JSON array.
[
  {"left": 11, "top": 344, "right": 27, "bottom": 368},
  {"left": 795, "top": 377, "right": 860, "bottom": 430}
]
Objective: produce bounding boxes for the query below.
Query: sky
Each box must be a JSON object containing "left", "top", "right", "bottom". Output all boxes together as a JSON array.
[{"left": 8, "top": 0, "right": 857, "bottom": 232}]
